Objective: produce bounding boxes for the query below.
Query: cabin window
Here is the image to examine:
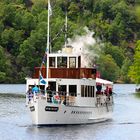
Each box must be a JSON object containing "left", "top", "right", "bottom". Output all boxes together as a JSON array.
[
  {"left": 81, "top": 85, "right": 94, "bottom": 97},
  {"left": 48, "top": 81, "right": 56, "bottom": 92},
  {"left": 58, "top": 85, "right": 67, "bottom": 95},
  {"left": 87, "top": 86, "right": 95, "bottom": 97},
  {"left": 57, "top": 57, "right": 67, "bottom": 68},
  {"left": 88, "top": 86, "right": 92, "bottom": 97},
  {"left": 69, "top": 57, "right": 76, "bottom": 68},
  {"left": 91, "top": 86, "right": 95, "bottom": 97},
  {"left": 40, "top": 85, "right": 45, "bottom": 94},
  {"left": 81, "top": 85, "right": 84, "bottom": 97},
  {"left": 69, "top": 85, "right": 77, "bottom": 96},
  {"left": 85, "top": 86, "right": 88, "bottom": 97},
  {"left": 49, "top": 57, "right": 55, "bottom": 67}
]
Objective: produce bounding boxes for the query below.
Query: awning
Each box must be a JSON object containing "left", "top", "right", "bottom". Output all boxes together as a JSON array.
[{"left": 96, "top": 78, "right": 113, "bottom": 85}]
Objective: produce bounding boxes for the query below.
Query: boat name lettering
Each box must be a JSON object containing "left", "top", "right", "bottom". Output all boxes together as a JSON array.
[
  {"left": 45, "top": 106, "right": 59, "bottom": 112},
  {"left": 30, "top": 106, "right": 35, "bottom": 112}
]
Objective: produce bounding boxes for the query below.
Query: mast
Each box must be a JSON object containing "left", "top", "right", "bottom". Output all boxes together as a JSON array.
[
  {"left": 65, "top": 11, "right": 68, "bottom": 48},
  {"left": 46, "top": 0, "right": 51, "bottom": 82}
]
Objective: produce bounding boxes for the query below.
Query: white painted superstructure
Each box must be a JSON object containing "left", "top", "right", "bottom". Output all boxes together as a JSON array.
[
  {"left": 26, "top": 0, "right": 113, "bottom": 126},
  {"left": 26, "top": 50, "right": 114, "bottom": 126}
]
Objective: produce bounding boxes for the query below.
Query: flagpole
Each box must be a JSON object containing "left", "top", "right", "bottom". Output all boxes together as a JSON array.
[{"left": 46, "top": 0, "right": 50, "bottom": 85}]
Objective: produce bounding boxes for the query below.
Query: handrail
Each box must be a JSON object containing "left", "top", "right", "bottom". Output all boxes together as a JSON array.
[{"left": 26, "top": 90, "right": 76, "bottom": 105}]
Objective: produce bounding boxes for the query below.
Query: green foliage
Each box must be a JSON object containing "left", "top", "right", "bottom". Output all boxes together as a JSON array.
[
  {"left": 97, "top": 54, "right": 120, "bottom": 82},
  {"left": 135, "top": 92, "right": 140, "bottom": 98},
  {"left": 135, "top": 5, "right": 140, "bottom": 22},
  {"left": 0, "top": 0, "right": 139, "bottom": 83},
  {"left": 103, "top": 43, "right": 125, "bottom": 67},
  {"left": 31, "top": 0, "right": 47, "bottom": 15},
  {"left": 128, "top": 40, "right": 140, "bottom": 84},
  {"left": 92, "top": 0, "right": 137, "bottom": 45},
  {"left": 1, "top": 28, "right": 24, "bottom": 55},
  {"left": 120, "top": 58, "right": 131, "bottom": 83},
  {"left": 0, "top": 46, "right": 11, "bottom": 83}
]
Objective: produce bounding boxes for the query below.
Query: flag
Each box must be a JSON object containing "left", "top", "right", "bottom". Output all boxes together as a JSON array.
[
  {"left": 39, "top": 73, "right": 47, "bottom": 85},
  {"left": 48, "top": 0, "right": 52, "bottom": 16}
]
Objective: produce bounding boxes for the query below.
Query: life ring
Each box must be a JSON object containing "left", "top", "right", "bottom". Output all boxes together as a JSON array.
[
  {"left": 54, "top": 95, "right": 60, "bottom": 100},
  {"left": 53, "top": 95, "right": 60, "bottom": 104}
]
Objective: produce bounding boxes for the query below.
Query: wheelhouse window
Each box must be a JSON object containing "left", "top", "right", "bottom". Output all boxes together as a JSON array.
[
  {"left": 78, "top": 56, "right": 81, "bottom": 68},
  {"left": 69, "top": 85, "right": 77, "bottom": 96},
  {"left": 49, "top": 57, "right": 55, "bottom": 67},
  {"left": 69, "top": 57, "right": 76, "bottom": 68},
  {"left": 57, "top": 57, "right": 67, "bottom": 68}
]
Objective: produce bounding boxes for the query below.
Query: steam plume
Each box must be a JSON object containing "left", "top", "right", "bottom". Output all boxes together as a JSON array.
[{"left": 68, "top": 27, "right": 101, "bottom": 67}]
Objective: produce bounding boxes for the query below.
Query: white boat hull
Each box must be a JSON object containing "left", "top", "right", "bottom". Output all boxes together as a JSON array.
[{"left": 28, "top": 97, "right": 113, "bottom": 125}]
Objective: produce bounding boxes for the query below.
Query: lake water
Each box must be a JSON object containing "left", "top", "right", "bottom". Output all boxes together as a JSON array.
[{"left": 0, "top": 84, "right": 140, "bottom": 140}]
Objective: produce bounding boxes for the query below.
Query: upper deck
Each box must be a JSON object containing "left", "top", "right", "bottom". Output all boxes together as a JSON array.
[
  {"left": 33, "top": 67, "right": 96, "bottom": 79},
  {"left": 33, "top": 47, "right": 97, "bottom": 79}
]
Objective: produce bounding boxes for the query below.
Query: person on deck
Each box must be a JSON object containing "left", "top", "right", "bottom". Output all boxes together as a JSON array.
[
  {"left": 108, "top": 87, "right": 112, "bottom": 95},
  {"left": 96, "top": 84, "right": 102, "bottom": 95},
  {"left": 32, "top": 84, "right": 39, "bottom": 96},
  {"left": 46, "top": 84, "right": 53, "bottom": 102},
  {"left": 27, "top": 87, "right": 33, "bottom": 103}
]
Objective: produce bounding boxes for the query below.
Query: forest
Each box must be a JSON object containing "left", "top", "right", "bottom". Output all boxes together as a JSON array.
[{"left": 0, "top": 0, "right": 140, "bottom": 84}]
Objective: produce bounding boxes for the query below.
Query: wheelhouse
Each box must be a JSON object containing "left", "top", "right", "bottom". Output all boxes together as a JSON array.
[{"left": 33, "top": 53, "right": 97, "bottom": 79}]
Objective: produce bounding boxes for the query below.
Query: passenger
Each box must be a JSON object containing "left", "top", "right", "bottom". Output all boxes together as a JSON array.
[
  {"left": 46, "top": 84, "right": 53, "bottom": 102},
  {"left": 32, "top": 84, "right": 39, "bottom": 96},
  {"left": 27, "top": 87, "right": 33, "bottom": 103},
  {"left": 104, "top": 86, "right": 109, "bottom": 96},
  {"left": 109, "top": 88, "right": 112, "bottom": 95},
  {"left": 96, "top": 84, "right": 102, "bottom": 95}
]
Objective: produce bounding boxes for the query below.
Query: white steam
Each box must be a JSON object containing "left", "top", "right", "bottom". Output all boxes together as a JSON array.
[{"left": 68, "top": 27, "right": 100, "bottom": 67}]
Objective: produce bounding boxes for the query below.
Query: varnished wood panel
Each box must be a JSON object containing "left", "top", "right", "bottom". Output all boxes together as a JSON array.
[{"left": 33, "top": 67, "right": 96, "bottom": 79}]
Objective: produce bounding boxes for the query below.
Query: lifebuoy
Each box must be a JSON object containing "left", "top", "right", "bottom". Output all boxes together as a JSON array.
[{"left": 54, "top": 95, "right": 60, "bottom": 100}]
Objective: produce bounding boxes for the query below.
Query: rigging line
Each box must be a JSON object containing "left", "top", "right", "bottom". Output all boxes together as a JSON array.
[
  {"left": 50, "top": 26, "right": 65, "bottom": 42},
  {"left": 50, "top": 24, "right": 72, "bottom": 44}
]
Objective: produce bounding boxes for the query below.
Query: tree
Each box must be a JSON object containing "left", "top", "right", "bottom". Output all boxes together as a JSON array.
[
  {"left": 91, "top": 0, "right": 137, "bottom": 45},
  {"left": 31, "top": 0, "right": 47, "bottom": 15},
  {"left": 128, "top": 40, "right": 140, "bottom": 84},
  {"left": 97, "top": 54, "right": 120, "bottom": 82},
  {"left": 1, "top": 28, "right": 24, "bottom": 55},
  {"left": 120, "top": 58, "right": 131, "bottom": 83},
  {"left": 0, "top": 0, "right": 139, "bottom": 83},
  {"left": 103, "top": 42, "right": 125, "bottom": 67},
  {"left": 0, "top": 46, "right": 11, "bottom": 83}
]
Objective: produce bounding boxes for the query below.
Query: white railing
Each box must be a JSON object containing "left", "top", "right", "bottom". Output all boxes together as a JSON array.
[{"left": 26, "top": 90, "right": 76, "bottom": 106}]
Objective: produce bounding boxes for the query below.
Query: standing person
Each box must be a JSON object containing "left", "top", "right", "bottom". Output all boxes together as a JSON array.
[
  {"left": 26, "top": 87, "right": 33, "bottom": 104},
  {"left": 96, "top": 84, "right": 102, "bottom": 95},
  {"left": 46, "top": 84, "right": 53, "bottom": 102},
  {"left": 32, "top": 84, "right": 39, "bottom": 96}
]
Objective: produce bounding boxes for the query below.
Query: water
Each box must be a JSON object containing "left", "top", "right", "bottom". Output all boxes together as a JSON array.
[
  {"left": 0, "top": 84, "right": 140, "bottom": 140},
  {"left": 0, "top": 84, "right": 25, "bottom": 94}
]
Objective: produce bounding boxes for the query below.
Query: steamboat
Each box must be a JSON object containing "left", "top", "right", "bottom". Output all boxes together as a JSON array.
[{"left": 25, "top": 0, "right": 113, "bottom": 126}]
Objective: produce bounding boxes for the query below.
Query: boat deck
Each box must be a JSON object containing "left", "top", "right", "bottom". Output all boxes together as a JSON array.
[{"left": 33, "top": 67, "right": 96, "bottom": 79}]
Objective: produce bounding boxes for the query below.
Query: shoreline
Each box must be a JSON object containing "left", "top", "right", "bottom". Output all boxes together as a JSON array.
[{"left": 135, "top": 92, "right": 140, "bottom": 98}]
